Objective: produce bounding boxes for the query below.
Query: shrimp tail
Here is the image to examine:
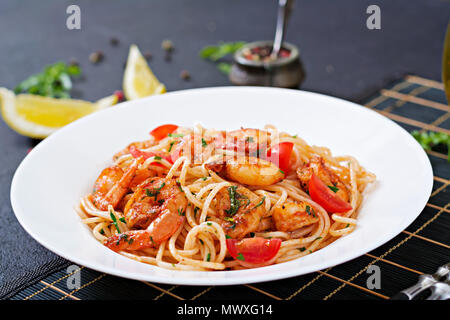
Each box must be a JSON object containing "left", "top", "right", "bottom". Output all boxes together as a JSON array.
[
  {"left": 146, "top": 208, "right": 185, "bottom": 244},
  {"left": 104, "top": 229, "right": 153, "bottom": 252}
]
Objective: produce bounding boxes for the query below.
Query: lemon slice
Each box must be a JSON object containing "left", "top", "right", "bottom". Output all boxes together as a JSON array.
[
  {"left": 0, "top": 88, "right": 118, "bottom": 139},
  {"left": 123, "top": 44, "right": 166, "bottom": 100}
]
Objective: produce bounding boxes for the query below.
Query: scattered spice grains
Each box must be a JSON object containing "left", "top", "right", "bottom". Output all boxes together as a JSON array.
[
  {"left": 114, "top": 90, "right": 124, "bottom": 101},
  {"left": 180, "top": 70, "right": 190, "bottom": 80},
  {"left": 164, "top": 52, "right": 172, "bottom": 62},
  {"left": 161, "top": 39, "right": 174, "bottom": 52},
  {"left": 89, "top": 51, "right": 104, "bottom": 64},
  {"left": 143, "top": 51, "right": 153, "bottom": 61},
  {"left": 68, "top": 57, "right": 79, "bottom": 66},
  {"left": 110, "top": 37, "right": 119, "bottom": 46},
  {"left": 162, "top": 39, "right": 174, "bottom": 62}
]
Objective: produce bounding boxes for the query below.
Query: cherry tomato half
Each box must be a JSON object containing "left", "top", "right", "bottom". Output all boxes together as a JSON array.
[
  {"left": 308, "top": 173, "right": 352, "bottom": 213},
  {"left": 149, "top": 124, "right": 178, "bottom": 141},
  {"left": 226, "top": 237, "right": 282, "bottom": 264},
  {"left": 267, "top": 142, "right": 294, "bottom": 174}
]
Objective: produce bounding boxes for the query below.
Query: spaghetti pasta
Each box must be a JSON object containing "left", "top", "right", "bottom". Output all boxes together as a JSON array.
[{"left": 77, "top": 124, "right": 375, "bottom": 270}]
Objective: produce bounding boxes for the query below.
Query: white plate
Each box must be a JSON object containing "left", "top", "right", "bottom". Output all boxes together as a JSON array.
[{"left": 10, "top": 87, "right": 433, "bottom": 285}]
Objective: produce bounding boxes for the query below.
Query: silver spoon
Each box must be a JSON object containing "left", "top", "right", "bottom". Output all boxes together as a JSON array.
[{"left": 271, "top": 0, "right": 293, "bottom": 59}]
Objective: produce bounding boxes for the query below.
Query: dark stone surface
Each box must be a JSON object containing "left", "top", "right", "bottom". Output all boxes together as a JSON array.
[{"left": 0, "top": 0, "right": 448, "bottom": 297}]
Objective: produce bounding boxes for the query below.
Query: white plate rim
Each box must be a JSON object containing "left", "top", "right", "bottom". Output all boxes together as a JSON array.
[{"left": 10, "top": 86, "right": 434, "bottom": 286}]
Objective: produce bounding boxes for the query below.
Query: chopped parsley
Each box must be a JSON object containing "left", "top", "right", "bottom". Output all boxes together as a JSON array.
[
  {"left": 119, "top": 217, "right": 126, "bottom": 223},
  {"left": 154, "top": 156, "right": 162, "bottom": 161},
  {"left": 236, "top": 253, "right": 245, "bottom": 261},
  {"left": 225, "top": 235, "right": 231, "bottom": 239},
  {"left": 99, "top": 229, "right": 105, "bottom": 235},
  {"left": 109, "top": 211, "right": 121, "bottom": 234},
  {"left": 202, "top": 138, "right": 208, "bottom": 147},
  {"left": 298, "top": 247, "right": 306, "bottom": 252},
  {"left": 254, "top": 196, "right": 266, "bottom": 208},
  {"left": 145, "top": 182, "right": 166, "bottom": 201},
  {"left": 202, "top": 177, "right": 208, "bottom": 181},
  {"left": 116, "top": 233, "right": 134, "bottom": 245},
  {"left": 245, "top": 136, "right": 254, "bottom": 143},
  {"left": 206, "top": 253, "right": 211, "bottom": 262},
  {"left": 168, "top": 141, "right": 176, "bottom": 152},
  {"left": 305, "top": 205, "right": 316, "bottom": 218},
  {"left": 207, "top": 222, "right": 212, "bottom": 226},
  {"left": 328, "top": 185, "right": 339, "bottom": 193},
  {"left": 225, "top": 186, "right": 241, "bottom": 216},
  {"left": 178, "top": 208, "right": 185, "bottom": 216},
  {"left": 168, "top": 133, "right": 184, "bottom": 138}
]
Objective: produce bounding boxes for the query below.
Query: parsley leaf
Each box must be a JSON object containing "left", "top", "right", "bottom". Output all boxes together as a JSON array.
[
  {"left": 328, "top": 185, "right": 339, "bottom": 193},
  {"left": 199, "top": 41, "right": 246, "bottom": 61},
  {"left": 225, "top": 186, "right": 241, "bottom": 216},
  {"left": 14, "top": 62, "right": 81, "bottom": 98},
  {"left": 412, "top": 130, "right": 450, "bottom": 162},
  {"left": 254, "top": 196, "right": 266, "bottom": 208},
  {"left": 109, "top": 211, "right": 121, "bottom": 234},
  {"left": 199, "top": 41, "right": 246, "bottom": 75}
]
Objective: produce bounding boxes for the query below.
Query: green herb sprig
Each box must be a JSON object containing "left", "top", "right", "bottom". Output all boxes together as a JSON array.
[
  {"left": 14, "top": 62, "right": 81, "bottom": 98},
  {"left": 411, "top": 130, "right": 450, "bottom": 162},
  {"left": 199, "top": 41, "right": 246, "bottom": 75}
]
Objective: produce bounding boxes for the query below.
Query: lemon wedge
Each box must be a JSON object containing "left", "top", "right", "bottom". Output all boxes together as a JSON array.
[
  {"left": 0, "top": 88, "right": 118, "bottom": 139},
  {"left": 123, "top": 44, "right": 166, "bottom": 100}
]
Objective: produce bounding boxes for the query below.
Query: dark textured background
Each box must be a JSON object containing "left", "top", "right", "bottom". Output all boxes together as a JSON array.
[{"left": 0, "top": 0, "right": 449, "bottom": 297}]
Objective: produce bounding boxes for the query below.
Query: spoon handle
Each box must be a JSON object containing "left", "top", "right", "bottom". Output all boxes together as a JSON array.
[{"left": 272, "top": 0, "right": 293, "bottom": 58}]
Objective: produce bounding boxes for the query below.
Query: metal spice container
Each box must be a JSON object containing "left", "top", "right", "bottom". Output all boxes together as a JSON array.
[{"left": 229, "top": 40, "right": 305, "bottom": 88}]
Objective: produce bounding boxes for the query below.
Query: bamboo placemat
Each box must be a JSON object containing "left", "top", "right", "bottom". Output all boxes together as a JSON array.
[{"left": 10, "top": 75, "right": 450, "bottom": 300}]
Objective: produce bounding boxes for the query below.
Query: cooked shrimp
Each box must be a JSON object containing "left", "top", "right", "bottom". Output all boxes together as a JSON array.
[
  {"left": 92, "top": 158, "right": 141, "bottom": 211},
  {"left": 104, "top": 177, "right": 188, "bottom": 252},
  {"left": 206, "top": 157, "right": 284, "bottom": 186},
  {"left": 272, "top": 201, "right": 319, "bottom": 232},
  {"left": 212, "top": 184, "right": 266, "bottom": 239},
  {"left": 297, "top": 156, "right": 350, "bottom": 202},
  {"left": 129, "top": 167, "right": 158, "bottom": 191},
  {"left": 217, "top": 128, "right": 271, "bottom": 156},
  {"left": 113, "top": 139, "right": 156, "bottom": 161},
  {"left": 123, "top": 177, "right": 185, "bottom": 229}
]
